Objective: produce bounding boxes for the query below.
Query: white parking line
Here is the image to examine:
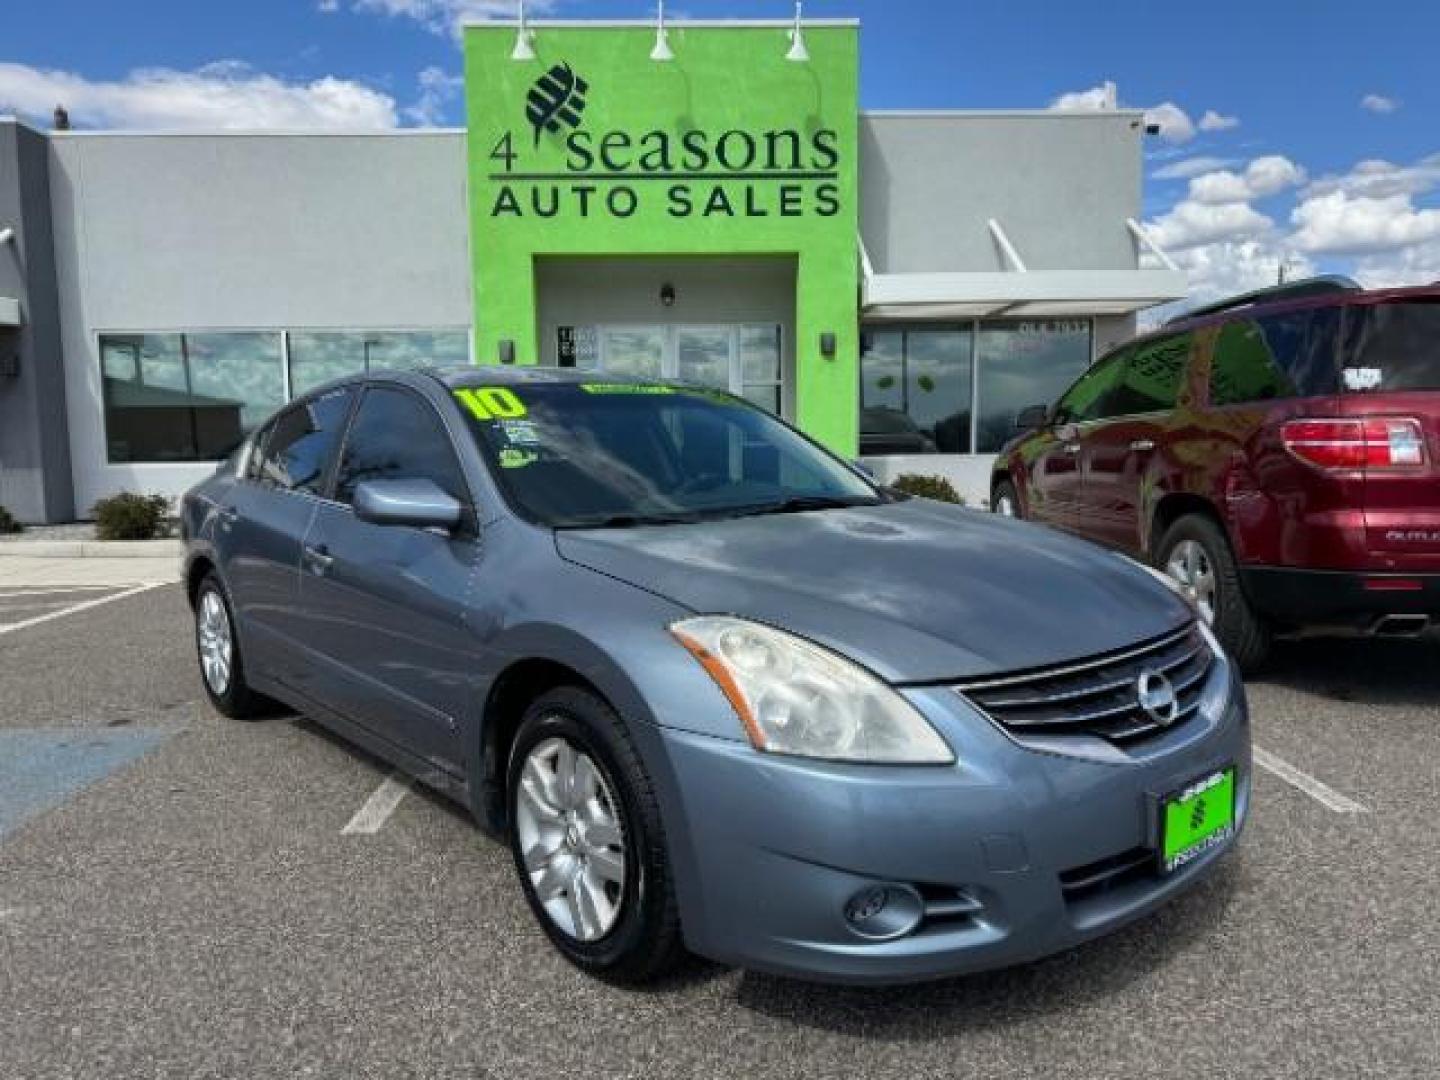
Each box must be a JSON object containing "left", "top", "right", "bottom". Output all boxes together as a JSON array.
[
  {"left": 1253, "top": 746, "right": 1369, "bottom": 814},
  {"left": 0, "top": 582, "right": 167, "bottom": 636},
  {"left": 0, "top": 585, "right": 121, "bottom": 598},
  {"left": 341, "top": 774, "right": 413, "bottom": 835}
]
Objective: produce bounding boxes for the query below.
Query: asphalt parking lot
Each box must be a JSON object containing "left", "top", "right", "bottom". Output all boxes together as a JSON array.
[{"left": 2, "top": 580, "right": 1438, "bottom": 1079}]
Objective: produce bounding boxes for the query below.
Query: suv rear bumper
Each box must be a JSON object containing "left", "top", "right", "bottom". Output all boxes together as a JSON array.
[{"left": 1242, "top": 567, "right": 1440, "bottom": 625}]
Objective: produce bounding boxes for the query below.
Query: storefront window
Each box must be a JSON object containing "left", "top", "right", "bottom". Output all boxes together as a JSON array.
[
  {"left": 859, "top": 327, "right": 972, "bottom": 454},
  {"left": 975, "top": 321, "right": 1092, "bottom": 452},
  {"left": 288, "top": 330, "right": 469, "bottom": 397},
  {"left": 101, "top": 332, "right": 284, "bottom": 462}
]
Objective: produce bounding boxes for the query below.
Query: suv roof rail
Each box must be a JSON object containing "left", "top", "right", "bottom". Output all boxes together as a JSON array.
[{"left": 1166, "top": 275, "right": 1363, "bottom": 326}]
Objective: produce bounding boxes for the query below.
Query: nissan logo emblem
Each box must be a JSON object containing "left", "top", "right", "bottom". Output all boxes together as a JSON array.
[{"left": 1136, "top": 670, "right": 1179, "bottom": 726}]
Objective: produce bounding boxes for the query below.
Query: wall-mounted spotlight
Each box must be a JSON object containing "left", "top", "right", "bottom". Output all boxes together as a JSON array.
[
  {"left": 651, "top": 1, "right": 675, "bottom": 62},
  {"left": 511, "top": 0, "right": 536, "bottom": 61},
  {"left": 819, "top": 331, "right": 837, "bottom": 359},
  {"left": 660, "top": 282, "right": 677, "bottom": 307},
  {"left": 498, "top": 339, "right": 517, "bottom": 364},
  {"left": 0, "top": 227, "right": 14, "bottom": 246},
  {"left": 786, "top": 1, "right": 810, "bottom": 62}
]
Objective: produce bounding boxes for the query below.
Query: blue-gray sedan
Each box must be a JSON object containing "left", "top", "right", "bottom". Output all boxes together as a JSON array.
[{"left": 181, "top": 368, "right": 1250, "bottom": 985}]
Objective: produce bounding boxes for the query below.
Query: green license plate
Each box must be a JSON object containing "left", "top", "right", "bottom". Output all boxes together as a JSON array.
[{"left": 1160, "top": 767, "right": 1236, "bottom": 874}]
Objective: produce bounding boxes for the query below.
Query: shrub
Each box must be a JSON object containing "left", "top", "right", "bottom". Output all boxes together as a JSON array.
[
  {"left": 0, "top": 505, "right": 22, "bottom": 535},
  {"left": 890, "top": 473, "right": 965, "bottom": 505},
  {"left": 92, "top": 492, "right": 171, "bottom": 541}
]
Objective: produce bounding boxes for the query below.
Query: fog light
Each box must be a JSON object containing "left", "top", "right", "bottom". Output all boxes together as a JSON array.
[{"left": 842, "top": 883, "right": 924, "bottom": 941}]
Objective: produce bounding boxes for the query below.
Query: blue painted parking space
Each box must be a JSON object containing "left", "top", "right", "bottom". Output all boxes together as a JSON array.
[{"left": 0, "top": 728, "right": 172, "bottom": 841}]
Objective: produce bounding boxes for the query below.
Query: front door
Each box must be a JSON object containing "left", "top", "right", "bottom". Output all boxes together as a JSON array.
[{"left": 572, "top": 324, "right": 785, "bottom": 415}]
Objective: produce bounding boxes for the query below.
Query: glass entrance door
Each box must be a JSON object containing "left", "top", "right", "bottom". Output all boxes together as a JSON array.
[{"left": 576, "top": 324, "right": 784, "bottom": 415}]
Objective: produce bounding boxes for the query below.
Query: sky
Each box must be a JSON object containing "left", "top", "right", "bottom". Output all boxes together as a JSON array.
[{"left": 1, "top": 0, "right": 1436, "bottom": 309}]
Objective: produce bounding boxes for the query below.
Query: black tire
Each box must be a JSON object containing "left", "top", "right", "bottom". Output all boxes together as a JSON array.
[
  {"left": 506, "top": 687, "right": 684, "bottom": 984},
  {"left": 992, "top": 479, "right": 1022, "bottom": 519},
  {"left": 194, "top": 573, "right": 268, "bottom": 719},
  {"left": 1155, "top": 514, "right": 1271, "bottom": 673}
]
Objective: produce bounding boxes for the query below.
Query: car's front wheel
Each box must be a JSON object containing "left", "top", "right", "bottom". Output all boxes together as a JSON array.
[
  {"left": 506, "top": 687, "right": 684, "bottom": 984},
  {"left": 1156, "top": 514, "right": 1271, "bottom": 672},
  {"left": 194, "top": 574, "right": 267, "bottom": 719}
]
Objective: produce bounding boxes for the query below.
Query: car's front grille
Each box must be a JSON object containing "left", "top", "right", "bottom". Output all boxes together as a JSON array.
[{"left": 954, "top": 624, "right": 1213, "bottom": 744}]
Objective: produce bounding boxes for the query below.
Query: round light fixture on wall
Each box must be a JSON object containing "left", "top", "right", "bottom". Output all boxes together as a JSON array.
[{"left": 660, "top": 283, "right": 677, "bottom": 307}]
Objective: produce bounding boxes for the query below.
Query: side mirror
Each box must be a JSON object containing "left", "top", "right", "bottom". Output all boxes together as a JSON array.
[
  {"left": 1014, "top": 404, "right": 1050, "bottom": 431},
  {"left": 353, "top": 479, "right": 462, "bottom": 531}
]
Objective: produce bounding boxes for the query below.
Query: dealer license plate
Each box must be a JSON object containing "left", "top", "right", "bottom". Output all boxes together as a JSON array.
[{"left": 1160, "top": 767, "right": 1236, "bottom": 874}]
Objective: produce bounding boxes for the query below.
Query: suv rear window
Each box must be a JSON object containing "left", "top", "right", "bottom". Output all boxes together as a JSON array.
[
  {"left": 1340, "top": 299, "right": 1440, "bottom": 392},
  {"left": 1210, "top": 307, "right": 1340, "bottom": 405}
]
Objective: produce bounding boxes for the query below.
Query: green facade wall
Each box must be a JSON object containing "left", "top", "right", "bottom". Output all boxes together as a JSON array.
[{"left": 463, "top": 22, "right": 860, "bottom": 453}]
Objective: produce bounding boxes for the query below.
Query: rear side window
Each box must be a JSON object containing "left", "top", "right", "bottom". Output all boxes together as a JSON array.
[
  {"left": 1210, "top": 308, "right": 1339, "bottom": 405},
  {"left": 334, "top": 387, "right": 467, "bottom": 505},
  {"left": 254, "top": 387, "right": 355, "bottom": 494},
  {"left": 1105, "top": 333, "right": 1191, "bottom": 416},
  {"left": 1341, "top": 300, "right": 1440, "bottom": 392}
]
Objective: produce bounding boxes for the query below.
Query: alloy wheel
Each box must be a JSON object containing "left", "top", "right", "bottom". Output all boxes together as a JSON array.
[
  {"left": 514, "top": 734, "right": 628, "bottom": 943},
  {"left": 1165, "top": 539, "right": 1217, "bottom": 624},
  {"left": 994, "top": 493, "right": 1016, "bottom": 517},
  {"left": 197, "top": 590, "right": 234, "bottom": 695}
]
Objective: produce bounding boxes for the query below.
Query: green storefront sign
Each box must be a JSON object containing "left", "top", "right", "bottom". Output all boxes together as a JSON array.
[{"left": 464, "top": 21, "right": 860, "bottom": 453}]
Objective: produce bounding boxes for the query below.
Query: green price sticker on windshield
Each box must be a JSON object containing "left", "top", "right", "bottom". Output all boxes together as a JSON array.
[{"left": 455, "top": 387, "right": 527, "bottom": 421}]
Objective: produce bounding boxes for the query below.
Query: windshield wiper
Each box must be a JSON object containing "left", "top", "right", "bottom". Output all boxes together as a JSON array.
[
  {"left": 556, "top": 511, "right": 706, "bottom": 530},
  {"left": 727, "top": 495, "right": 882, "bottom": 519}
]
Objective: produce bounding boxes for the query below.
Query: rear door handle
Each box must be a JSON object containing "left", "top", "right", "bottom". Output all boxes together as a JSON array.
[
  {"left": 303, "top": 543, "right": 334, "bottom": 575},
  {"left": 1062, "top": 443, "right": 1082, "bottom": 455},
  {"left": 215, "top": 505, "right": 239, "bottom": 530},
  {"left": 1129, "top": 439, "right": 1156, "bottom": 452}
]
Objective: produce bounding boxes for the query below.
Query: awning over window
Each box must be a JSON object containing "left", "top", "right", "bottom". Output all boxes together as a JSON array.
[
  {"left": 0, "top": 297, "right": 19, "bottom": 327},
  {"left": 859, "top": 219, "right": 1187, "bottom": 320}
]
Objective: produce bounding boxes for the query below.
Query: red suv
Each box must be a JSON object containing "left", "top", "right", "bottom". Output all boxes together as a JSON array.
[{"left": 992, "top": 277, "right": 1440, "bottom": 670}]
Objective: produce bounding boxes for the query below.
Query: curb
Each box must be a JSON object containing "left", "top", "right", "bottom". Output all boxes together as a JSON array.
[{"left": 0, "top": 539, "right": 183, "bottom": 559}]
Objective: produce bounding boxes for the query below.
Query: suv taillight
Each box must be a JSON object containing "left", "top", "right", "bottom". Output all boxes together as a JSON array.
[{"left": 1281, "top": 417, "right": 1429, "bottom": 471}]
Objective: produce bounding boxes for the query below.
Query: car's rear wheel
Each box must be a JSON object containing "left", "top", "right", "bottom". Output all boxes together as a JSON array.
[
  {"left": 1156, "top": 514, "right": 1271, "bottom": 672},
  {"left": 992, "top": 479, "right": 1021, "bottom": 518},
  {"left": 194, "top": 574, "right": 267, "bottom": 719},
  {"left": 506, "top": 687, "right": 684, "bottom": 984}
]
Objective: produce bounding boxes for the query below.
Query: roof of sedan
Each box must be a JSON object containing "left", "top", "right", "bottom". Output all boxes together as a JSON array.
[{"left": 433, "top": 367, "right": 679, "bottom": 390}]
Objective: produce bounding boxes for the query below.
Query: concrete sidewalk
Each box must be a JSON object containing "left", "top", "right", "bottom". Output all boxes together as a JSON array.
[
  {"left": 0, "top": 538, "right": 183, "bottom": 559},
  {"left": 0, "top": 555, "right": 180, "bottom": 588}
]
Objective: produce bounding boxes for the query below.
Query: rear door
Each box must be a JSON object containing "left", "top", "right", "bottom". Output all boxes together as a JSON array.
[
  {"left": 1338, "top": 297, "right": 1440, "bottom": 569},
  {"left": 1076, "top": 333, "right": 1193, "bottom": 553},
  {"left": 1024, "top": 353, "right": 1122, "bottom": 530}
]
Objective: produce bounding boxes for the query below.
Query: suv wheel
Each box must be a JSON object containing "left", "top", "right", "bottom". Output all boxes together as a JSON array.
[
  {"left": 992, "top": 479, "right": 1021, "bottom": 518},
  {"left": 1156, "top": 515, "right": 1271, "bottom": 672},
  {"left": 194, "top": 574, "right": 268, "bottom": 719},
  {"left": 506, "top": 687, "right": 684, "bottom": 984}
]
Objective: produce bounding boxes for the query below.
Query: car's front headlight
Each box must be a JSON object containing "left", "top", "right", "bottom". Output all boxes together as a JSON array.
[{"left": 670, "top": 616, "right": 955, "bottom": 765}]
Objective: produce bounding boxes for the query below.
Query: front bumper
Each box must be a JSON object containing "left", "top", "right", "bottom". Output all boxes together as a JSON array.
[
  {"left": 1242, "top": 566, "right": 1440, "bottom": 624},
  {"left": 646, "top": 662, "right": 1251, "bottom": 985}
]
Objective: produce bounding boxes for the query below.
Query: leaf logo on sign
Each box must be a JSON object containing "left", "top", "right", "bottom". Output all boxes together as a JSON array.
[{"left": 525, "top": 63, "right": 589, "bottom": 147}]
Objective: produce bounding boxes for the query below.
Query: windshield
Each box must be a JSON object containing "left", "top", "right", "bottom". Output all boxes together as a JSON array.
[
  {"left": 454, "top": 382, "right": 882, "bottom": 528},
  {"left": 1342, "top": 299, "right": 1440, "bottom": 392}
]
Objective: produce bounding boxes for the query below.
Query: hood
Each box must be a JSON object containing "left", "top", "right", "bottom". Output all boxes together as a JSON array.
[{"left": 555, "top": 499, "right": 1192, "bottom": 683}]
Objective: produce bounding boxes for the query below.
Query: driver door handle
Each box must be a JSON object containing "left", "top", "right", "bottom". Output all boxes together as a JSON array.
[
  {"left": 303, "top": 543, "right": 334, "bottom": 576},
  {"left": 1061, "top": 443, "right": 1082, "bottom": 455},
  {"left": 1129, "top": 439, "right": 1156, "bottom": 452}
]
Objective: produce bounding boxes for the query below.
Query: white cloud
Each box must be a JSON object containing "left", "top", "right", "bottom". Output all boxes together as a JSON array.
[
  {"left": 1305, "top": 154, "right": 1440, "bottom": 200},
  {"left": 1361, "top": 93, "right": 1400, "bottom": 114},
  {"left": 1048, "top": 82, "right": 1196, "bottom": 144},
  {"left": 1198, "top": 109, "right": 1239, "bottom": 132},
  {"left": 1143, "top": 103, "right": 1195, "bottom": 145},
  {"left": 317, "top": 0, "right": 341, "bottom": 12},
  {"left": 1290, "top": 190, "right": 1440, "bottom": 256},
  {"left": 1152, "top": 156, "right": 1240, "bottom": 181},
  {"left": 349, "top": 0, "right": 558, "bottom": 37},
  {"left": 0, "top": 60, "right": 398, "bottom": 130},
  {"left": 1188, "top": 155, "right": 1307, "bottom": 204},
  {"left": 1147, "top": 199, "right": 1273, "bottom": 251},
  {"left": 1351, "top": 239, "right": 1440, "bottom": 288},
  {"left": 405, "top": 65, "right": 463, "bottom": 126}
]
